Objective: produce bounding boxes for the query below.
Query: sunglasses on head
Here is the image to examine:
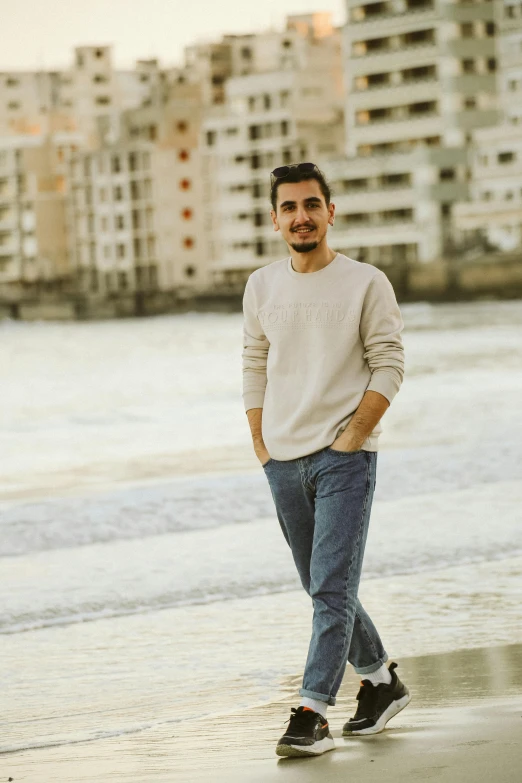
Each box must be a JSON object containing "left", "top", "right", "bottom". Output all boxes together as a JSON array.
[{"left": 270, "top": 162, "right": 320, "bottom": 186}]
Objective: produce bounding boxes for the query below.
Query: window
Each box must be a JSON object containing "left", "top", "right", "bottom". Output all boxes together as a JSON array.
[
  {"left": 132, "top": 210, "right": 140, "bottom": 229},
  {"left": 104, "top": 245, "right": 111, "bottom": 260},
  {"left": 464, "top": 97, "right": 476, "bottom": 109},
  {"left": 460, "top": 22, "right": 474, "bottom": 37},
  {"left": 95, "top": 48, "right": 104, "bottom": 58},
  {"left": 254, "top": 212, "right": 264, "bottom": 227},
  {"left": 183, "top": 237, "right": 194, "bottom": 249},
  {"left": 117, "top": 243, "right": 126, "bottom": 258},
  {"left": 101, "top": 216, "right": 109, "bottom": 232},
  {"left": 7, "top": 102, "right": 20, "bottom": 110},
  {"left": 181, "top": 208, "right": 193, "bottom": 220},
  {"left": 185, "top": 265, "right": 196, "bottom": 277},
  {"left": 93, "top": 74, "right": 108, "bottom": 83},
  {"left": 114, "top": 185, "right": 123, "bottom": 201},
  {"left": 6, "top": 77, "right": 19, "bottom": 87},
  {"left": 148, "top": 125, "right": 157, "bottom": 141},
  {"left": 498, "top": 151, "right": 515, "bottom": 163},
  {"left": 206, "top": 130, "right": 216, "bottom": 146},
  {"left": 129, "top": 152, "right": 138, "bottom": 171},
  {"left": 241, "top": 47, "right": 252, "bottom": 59},
  {"left": 263, "top": 94, "right": 271, "bottom": 110},
  {"left": 249, "top": 125, "right": 261, "bottom": 140},
  {"left": 179, "top": 178, "right": 191, "bottom": 190},
  {"left": 111, "top": 156, "right": 121, "bottom": 173},
  {"left": 131, "top": 181, "right": 140, "bottom": 200},
  {"left": 486, "top": 22, "right": 495, "bottom": 36},
  {"left": 281, "top": 120, "right": 289, "bottom": 136},
  {"left": 487, "top": 58, "right": 496, "bottom": 72},
  {"left": 462, "top": 59, "right": 475, "bottom": 74},
  {"left": 177, "top": 120, "right": 188, "bottom": 132},
  {"left": 251, "top": 154, "right": 261, "bottom": 170},
  {"left": 282, "top": 149, "right": 292, "bottom": 163},
  {"left": 95, "top": 96, "right": 111, "bottom": 105},
  {"left": 255, "top": 240, "right": 265, "bottom": 256},
  {"left": 178, "top": 149, "right": 190, "bottom": 161},
  {"left": 252, "top": 182, "right": 263, "bottom": 198},
  {"left": 116, "top": 214, "right": 125, "bottom": 230},
  {"left": 118, "top": 271, "right": 128, "bottom": 290}
]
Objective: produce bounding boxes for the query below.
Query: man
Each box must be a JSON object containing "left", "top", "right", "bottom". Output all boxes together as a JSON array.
[{"left": 242, "top": 162, "right": 410, "bottom": 758}]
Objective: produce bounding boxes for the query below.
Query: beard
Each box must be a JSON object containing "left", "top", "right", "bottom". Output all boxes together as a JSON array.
[{"left": 289, "top": 239, "right": 319, "bottom": 254}]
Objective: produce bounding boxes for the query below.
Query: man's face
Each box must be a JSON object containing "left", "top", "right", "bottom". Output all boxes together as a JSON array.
[{"left": 270, "top": 179, "right": 335, "bottom": 253}]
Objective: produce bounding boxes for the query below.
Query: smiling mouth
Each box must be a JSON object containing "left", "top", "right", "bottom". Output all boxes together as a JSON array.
[{"left": 292, "top": 227, "right": 315, "bottom": 234}]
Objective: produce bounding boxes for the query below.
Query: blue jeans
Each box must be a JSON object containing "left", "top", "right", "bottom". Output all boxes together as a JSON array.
[{"left": 263, "top": 446, "right": 388, "bottom": 706}]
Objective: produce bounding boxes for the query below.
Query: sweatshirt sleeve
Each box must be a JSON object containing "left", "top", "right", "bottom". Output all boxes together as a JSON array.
[
  {"left": 242, "top": 276, "right": 270, "bottom": 411},
  {"left": 359, "top": 271, "right": 405, "bottom": 404}
]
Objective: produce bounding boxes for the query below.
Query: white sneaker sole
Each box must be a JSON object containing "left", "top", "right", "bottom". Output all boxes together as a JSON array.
[
  {"left": 276, "top": 735, "right": 336, "bottom": 757},
  {"left": 343, "top": 693, "right": 412, "bottom": 736}
]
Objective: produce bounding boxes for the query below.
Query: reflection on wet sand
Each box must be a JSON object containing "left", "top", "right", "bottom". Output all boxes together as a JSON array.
[{"left": 5, "top": 644, "right": 522, "bottom": 782}]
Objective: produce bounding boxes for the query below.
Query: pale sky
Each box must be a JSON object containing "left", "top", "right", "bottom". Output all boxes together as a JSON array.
[{"left": 1, "top": 0, "right": 345, "bottom": 71}]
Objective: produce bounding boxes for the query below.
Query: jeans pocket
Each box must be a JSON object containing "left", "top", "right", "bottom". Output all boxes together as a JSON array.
[{"left": 262, "top": 458, "right": 274, "bottom": 468}]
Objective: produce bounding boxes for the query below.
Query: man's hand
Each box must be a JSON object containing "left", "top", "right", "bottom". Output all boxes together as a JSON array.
[
  {"left": 246, "top": 408, "right": 272, "bottom": 465},
  {"left": 329, "top": 390, "right": 390, "bottom": 452},
  {"left": 329, "top": 434, "right": 363, "bottom": 453},
  {"left": 255, "top": 443, "right": 272, "bottom": 466}
]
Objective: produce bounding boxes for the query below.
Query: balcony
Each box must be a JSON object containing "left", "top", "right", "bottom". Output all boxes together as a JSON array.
[
  {"left": 349, "top": 42, "right": 438, "bottom": 75},
  {"left": 353, "top": 74, "right": 438, "bottom": 93},
  {"left": 354, "top": 108, "right": 439, "bottom": 127},
  {"left": 348, "top": 4, "right": 438, "bottom": 38}
]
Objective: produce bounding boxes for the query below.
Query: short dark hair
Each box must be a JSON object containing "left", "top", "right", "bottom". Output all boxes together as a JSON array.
[{"left": 270, "top": 165, "right": 332, "bottom": 211}]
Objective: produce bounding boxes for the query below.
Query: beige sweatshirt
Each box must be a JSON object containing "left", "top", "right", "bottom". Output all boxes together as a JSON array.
[{"left": 242, "top": 253, "right": 405, "bottom": 461}]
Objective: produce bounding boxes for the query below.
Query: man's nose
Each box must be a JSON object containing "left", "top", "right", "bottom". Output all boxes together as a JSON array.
[{"left": 294, "top": 206, "right": 310, "bottom": 224}]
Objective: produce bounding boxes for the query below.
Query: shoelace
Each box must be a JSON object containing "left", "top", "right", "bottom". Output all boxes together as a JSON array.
[{"left": 285, "top": 707, "right": 323, "bottom": 733}]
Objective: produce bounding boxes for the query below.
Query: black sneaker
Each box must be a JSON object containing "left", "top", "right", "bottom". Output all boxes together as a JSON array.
[
  {"left": 342, "top": 662, "right": 411, "bottom": 736},
  {"left": 276, "top": 706, "right": 335, "bottom": 757}
]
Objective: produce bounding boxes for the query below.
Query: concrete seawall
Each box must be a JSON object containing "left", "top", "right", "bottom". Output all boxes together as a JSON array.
[{"left": 1, "top": 252, "right": 521, "bottom": 321}]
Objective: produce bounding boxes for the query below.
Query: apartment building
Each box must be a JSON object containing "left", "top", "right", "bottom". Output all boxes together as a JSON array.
[
  {"left": 328, "top": 0, "right": 501, "bottom": 263},
  {"left": 0, "top": 46, "right": 155, "bottom": 143},
  {"left": 453, "top": 0, "right": 522, "bottom": 250},
  {"left": 184, "top": 14, "right": 333, "bottom": 106},
  {"left": 0, "top": 132, "right": 82, "bottom": 291},
  {"left": 202, "top": 14, "right": 345, "bottom": 285},
  {"left": 68, "top": 137, "right": 208, "bottom": 297}
]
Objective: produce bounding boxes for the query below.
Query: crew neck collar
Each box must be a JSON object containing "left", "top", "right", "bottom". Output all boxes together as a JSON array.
[{"left": 286, "top": 252, "right": 340, "bottom": 279}]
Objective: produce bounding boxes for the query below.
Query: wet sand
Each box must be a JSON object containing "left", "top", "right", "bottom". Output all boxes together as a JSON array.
[{"left": 5, "top": 643, "right": 522, "bottom": 782}]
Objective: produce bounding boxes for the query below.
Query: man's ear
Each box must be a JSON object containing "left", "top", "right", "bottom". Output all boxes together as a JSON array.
[
  {"left": 270, "top": 209, "right": 280, "bottom": 232},
  {"left": 328, "top": 202, "right": 335, "bottom": 226}
]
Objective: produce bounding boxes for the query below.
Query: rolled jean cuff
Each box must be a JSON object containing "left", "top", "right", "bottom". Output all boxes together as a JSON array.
[
  {"left": 353, "top": 652, "right": 389, "bottom": 676},
  {"left": 299, "top": 688, "right": 336, "bottom": 706}
]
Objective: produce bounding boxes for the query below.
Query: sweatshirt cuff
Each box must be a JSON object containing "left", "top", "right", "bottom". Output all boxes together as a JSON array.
[
  {"left": 366, "top": 370, "right": 401, "bottom": 405},
  {"left": 243, "top": 390, "right": 266, "bottom": 412}
]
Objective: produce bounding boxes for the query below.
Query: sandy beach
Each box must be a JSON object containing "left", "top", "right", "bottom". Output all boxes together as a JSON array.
[
  {"left": 2, "top": 303, "right": 522, "bottom": 781},
  {"left": 4, "top": 642, "right": 521, "bottom": 782}
]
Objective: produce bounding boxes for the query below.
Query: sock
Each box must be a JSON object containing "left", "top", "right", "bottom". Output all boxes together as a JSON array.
[
  {"left": 299, "top": 697, "right": 328, "bottom": 719},
  {"left": 361, "top": 662, "right": 392, "bottom": 686}
]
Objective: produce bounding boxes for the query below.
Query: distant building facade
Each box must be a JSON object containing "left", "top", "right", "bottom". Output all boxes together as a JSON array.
[
  {"left": 201, "top": 14, "right": 346, "bottom": 285},
  {"left": 453, "top": 0, "right": 522, "bottom": 252},
  {"left": 0, "top": 132, "right": 82, "bottom": 292},
  {"left": 328, "top": 0, "right": 501, "bottom": 264}
]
